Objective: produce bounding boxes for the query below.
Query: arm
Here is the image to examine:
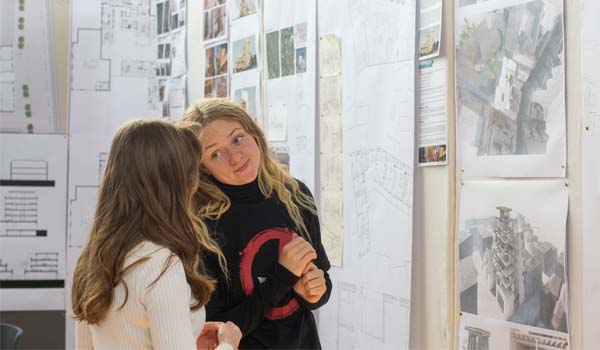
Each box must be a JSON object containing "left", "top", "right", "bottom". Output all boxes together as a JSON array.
[
  {"left": 75, "top": 320, "right": 94, "bottom": 349},
  {"left": 293, "top": 180, "right": 333, "bottom": 310},
  {"left": 142, "top": 255, "right": 197, "bottom": 350},
  {"left": 205, "top": 260, "right": 299, "bottom": 337}
]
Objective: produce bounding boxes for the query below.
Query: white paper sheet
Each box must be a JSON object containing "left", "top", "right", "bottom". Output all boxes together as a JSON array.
[
  {"left": 229, "top": 3, "right": 262, "bottom": 124},
  {"left": 0, "top": 134, "right": 68, "bottom": 310},
  {"left": 267, "top": 102, "right": 287, "bottom": 142},
  {"left": 264, "top": 0, "right": 316, "bottom": 190},
  {"left": 0, "top": 0, "right": 58, "bottom": 133},
  {"left": 418, "top": 0, "right": 443, "bottom": 60},
  {"left": 580, "top": 0, "right": 600, "bottom": 347},
  {"left": 458, "top": 180, "right": 569, "bottom": 334},
  {"left": 459, "top": 312, "right": 570, "bottom": 350},
  {"left": 66, "top": 0, "right": 164, "bottom": 345},
  {"left": 455, "top": 0, "right": 566, "bottom": 177},
  {"left": 418, "top": 58, "right": 448, "bottom": 166},
  {"left": 317, "top": 0, "right": 416, "bottom": 349}
]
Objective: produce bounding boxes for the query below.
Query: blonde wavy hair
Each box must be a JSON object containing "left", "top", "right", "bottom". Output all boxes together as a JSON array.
[
  {"left": 71, "top": 119, "right": 227, "bottom": 324},
  {"left": 181, "top": 98, "right": 317, "bottom": 240}
]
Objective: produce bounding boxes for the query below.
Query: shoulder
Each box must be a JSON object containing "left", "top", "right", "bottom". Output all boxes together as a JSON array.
[
  {"left": 293, "top": 178, "right": 314, "bottom": 198},
  {"left": 124, "top": 241, "right": 183, "bottom": 280}
]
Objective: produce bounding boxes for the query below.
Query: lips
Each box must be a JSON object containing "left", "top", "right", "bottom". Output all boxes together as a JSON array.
[{"left": 235, "top": 159, "right": 250, "bottom": 173}]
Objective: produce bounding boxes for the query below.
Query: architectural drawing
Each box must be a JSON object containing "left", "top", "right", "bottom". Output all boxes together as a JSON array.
[
  {"left": 0, "top": 0, "right": 58, "bottom": 133},
  {"left": 334, "top": 282, "right": 410, "bottom": 350},
  {"left": 0, "top": 134, "right": 67, "bottom": 283},
  {"left": 459, "top": 181, "right": 568, "bottom": 334},
  {"left": 459, "top": 312, "right": 569, "bottom": 350},
  {"left": 66, "top": 0, "right": 172, "bottom": 340},
  {"left": 455, "top": 0, "right": 566, "bottom": 177},
  {"left": 317, "top": 0, "right": 416, "bottom": 347}
]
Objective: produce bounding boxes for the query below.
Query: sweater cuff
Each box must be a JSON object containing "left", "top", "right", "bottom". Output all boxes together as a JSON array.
[
  {"left": 272, "top": 263, "right": 301, "bottom": 285},
  {"left": 259, "top": 263, "right": 300, "bottom": 308},
  {"left": 216, "top": 342, "right": 234, "bottom": 350}
]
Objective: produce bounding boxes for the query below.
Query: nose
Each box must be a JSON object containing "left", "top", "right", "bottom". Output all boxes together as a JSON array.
[{"left": 229, "top": 149, "right": 244, "bottom": 166}]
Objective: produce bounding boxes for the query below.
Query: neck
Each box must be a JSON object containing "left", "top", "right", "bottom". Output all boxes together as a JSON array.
[{"left": 212, "top": 176, "right": 264, "bottom": 203}]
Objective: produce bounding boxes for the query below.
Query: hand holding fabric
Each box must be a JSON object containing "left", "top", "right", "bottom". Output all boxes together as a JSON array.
[
  {"left": 293, "top": 262, "right": 327, "bottom": 304},
  {"left": 278, "top": 234, "right": 317, "bottom": 276}
]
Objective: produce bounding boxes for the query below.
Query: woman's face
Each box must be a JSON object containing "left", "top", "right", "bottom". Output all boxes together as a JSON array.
[{"left": 200, "top": 118, "right": 261, "bottom": 185}]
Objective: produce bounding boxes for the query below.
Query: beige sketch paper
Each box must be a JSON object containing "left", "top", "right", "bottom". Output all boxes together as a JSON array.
[
  {"left": 319, "top": 33, "right": 343, "bottom": 267},
  {"left": 319, "top": 34, "right": 341, "bottom": 77},
  {"left": 581, "top": 0, "right": 600, "bottom": 348}
]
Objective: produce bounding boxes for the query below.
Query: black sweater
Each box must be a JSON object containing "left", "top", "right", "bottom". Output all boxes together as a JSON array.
[{"left": 203, "top": 178, "right": 332, "bottom": 349}]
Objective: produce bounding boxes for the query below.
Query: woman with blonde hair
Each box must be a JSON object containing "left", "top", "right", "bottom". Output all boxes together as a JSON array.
[
  {"left": 71, "top": 119, "right": 241, "bottom": 349},
  {"left": 181, "top": 99, "right": 331, "bottom": 349}
]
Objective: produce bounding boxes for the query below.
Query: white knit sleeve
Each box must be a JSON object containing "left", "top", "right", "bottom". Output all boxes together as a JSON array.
[
  {"left": 141, "top": 253, "right": 197, "bottom": 350},
  {"left": 75, "top": 320, "right": 94, "bottom": 349}
]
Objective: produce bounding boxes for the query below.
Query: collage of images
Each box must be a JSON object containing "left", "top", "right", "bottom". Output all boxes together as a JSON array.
[
  {"left": 203, "top": 0, "right": 261, "bottom": 99},
  {"left": 267, "top": 22, "right": 308, "bottom": 79}
]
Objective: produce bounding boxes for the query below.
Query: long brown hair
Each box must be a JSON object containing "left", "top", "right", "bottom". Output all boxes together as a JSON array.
[
  {"left": 181, "top": 98, "right": 317, "bottom": 240},
  {"left": 71, "top": 119, "right": 226, "bottom": 324}
]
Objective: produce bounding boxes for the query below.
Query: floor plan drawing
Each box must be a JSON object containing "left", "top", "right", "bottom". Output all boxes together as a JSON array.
[{"left": 317, "top": 0, "right": 416, "bottom": 349}]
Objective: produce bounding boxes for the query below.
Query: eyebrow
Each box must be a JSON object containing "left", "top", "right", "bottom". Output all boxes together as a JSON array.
[{"left": 204, "top": 128, "right": 243, "bottom": 151}]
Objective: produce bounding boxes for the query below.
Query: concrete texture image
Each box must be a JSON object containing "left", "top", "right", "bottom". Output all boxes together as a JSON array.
[{"left": 456, "top": 0, "right": 564, "bottom": 156}]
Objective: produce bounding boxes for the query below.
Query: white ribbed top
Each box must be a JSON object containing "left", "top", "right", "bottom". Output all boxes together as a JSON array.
[{"left": 75, "top": 241, "right": 205, "bottom": 350}]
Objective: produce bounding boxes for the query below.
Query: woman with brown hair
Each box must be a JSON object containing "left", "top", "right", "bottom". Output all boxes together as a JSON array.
[
  {"left": 181, "top": 99, "right": 332, "bottom": 349},
  {"left": 71, "top": 119, "right": 241, "bottom": 349}
]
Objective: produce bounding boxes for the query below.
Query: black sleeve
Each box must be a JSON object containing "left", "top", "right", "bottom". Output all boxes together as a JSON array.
[
  {"left": 294, "top": 180, "right": 333, "bottom": 310},
  {"left": 204, "top": 253, "right": 300, "bottom": 336}
]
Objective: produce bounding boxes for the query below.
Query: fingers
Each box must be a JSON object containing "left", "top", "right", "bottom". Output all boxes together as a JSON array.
[
  {"left": 307, "top": 283, "right": 326, "bottom": 297},
  {"left": 302, "top": 261, "right": 317, "bottom": 274},
  {"left": 282, "top": 235, "right": 308, "bottom": 251},
  {"left": 294, "top": 243, "right": 317, "bottom": 262},
  {"left": 225, "top": 321, "right": 241, "bottom": 334},
  {"left": 279, "top": 235, "right": 318, "bottom": 276},
  {"left": 302, "top": 269, "right": 325, "bottom": 296}
]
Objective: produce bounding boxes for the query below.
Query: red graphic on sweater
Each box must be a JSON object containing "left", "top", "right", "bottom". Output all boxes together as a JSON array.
[{"left": 239, "top": 227, "right": 300, "bottom": 320}]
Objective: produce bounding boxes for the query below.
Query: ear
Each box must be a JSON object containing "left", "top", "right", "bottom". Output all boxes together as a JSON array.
[{"left": 200, "top": 164, "right": 211, "bottom": 176}]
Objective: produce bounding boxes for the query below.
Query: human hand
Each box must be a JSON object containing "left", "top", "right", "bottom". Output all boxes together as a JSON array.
[
  {"left": 293, "top": 262, "right": 326, "bottom": 303},
  {"left": 217, "top": 321, "right": 242, "bottom": 349},
  {"left": 197, "top": 322, "right": 222, "bottom": 350},
  {"left": 278, "top": 234, "right": 317, "bottom": 276}
]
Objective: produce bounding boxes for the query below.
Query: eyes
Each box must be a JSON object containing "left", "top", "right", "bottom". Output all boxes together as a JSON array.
[{"left": 209, "top": 133, "right": 245, "bottom": 160}]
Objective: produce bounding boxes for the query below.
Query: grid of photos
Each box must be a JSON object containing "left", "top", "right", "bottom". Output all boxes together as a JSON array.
[
  {"left": 155, "top": 0, "right": 188, "bottom": 119},
  {"left": 266, "top": 22, "right": 308, "bottom": 80},
  {"left": 204, "top": 42, "right": 228, "bottom": 97},
  {"left": 204, "top": 0, "right": 227, "bottom": 41}
]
